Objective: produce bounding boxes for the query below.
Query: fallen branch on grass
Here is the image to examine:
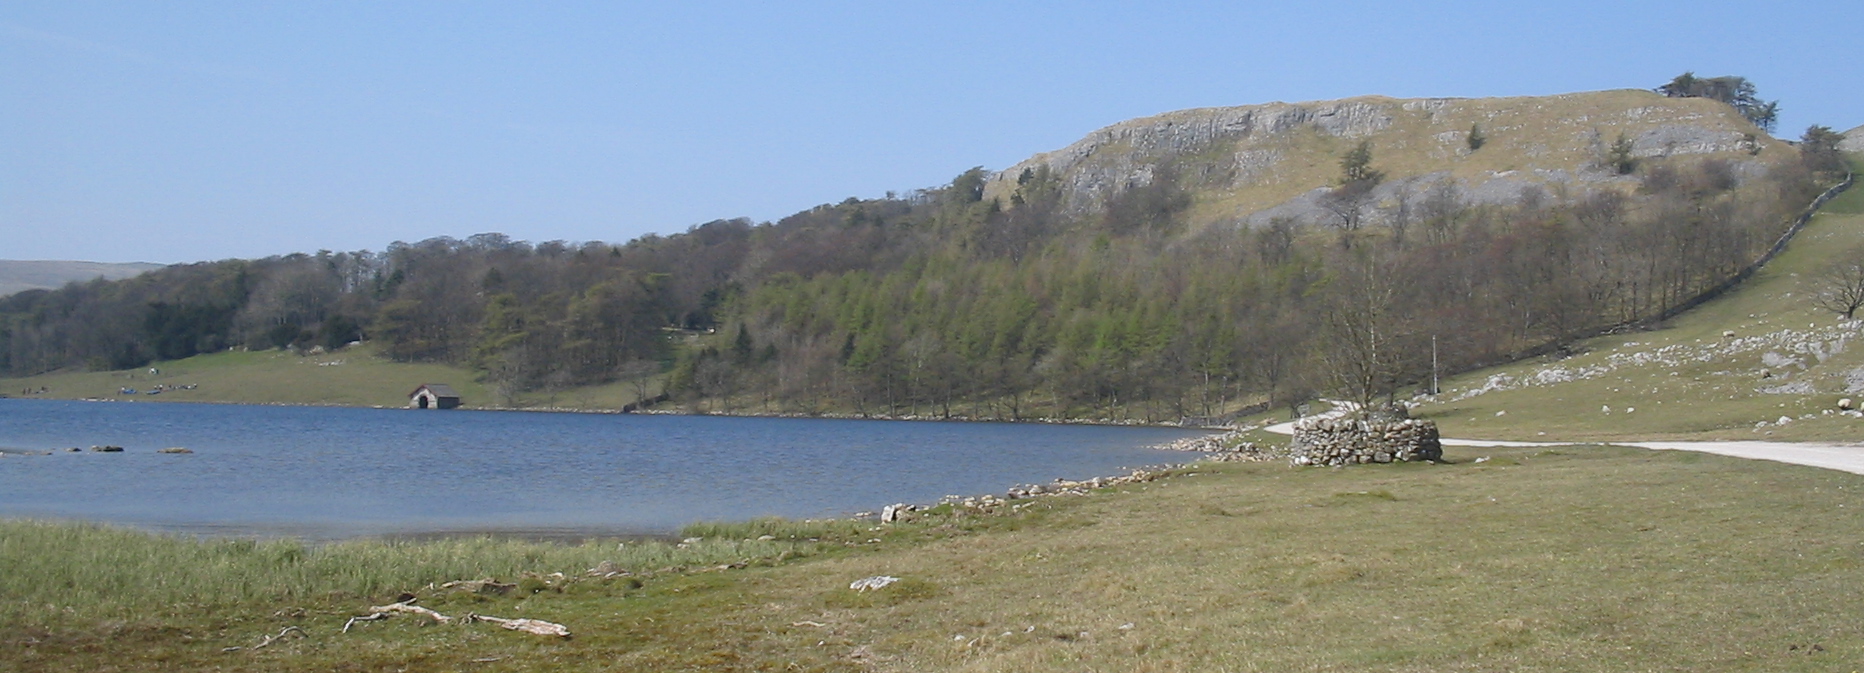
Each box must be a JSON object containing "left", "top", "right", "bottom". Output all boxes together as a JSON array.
[
  {"left": 466, "top": 613, "right": 572, "bottom": 638},
  {"left": 341, "top": 612, "right": 388, "bottom": 633},
  {"left": 342, "top": 599, "right": 570, "bottom": 638},
  {"left": 369, "top": 600, "right": 453, "bottom": 623},
  {"left": 223, "top": 625, "right": 305, "bottom": 652}
]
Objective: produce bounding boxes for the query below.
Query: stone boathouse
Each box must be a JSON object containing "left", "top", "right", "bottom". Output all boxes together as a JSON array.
[{"left": 408, "top": 384, "right": 461, "bottom": 410}]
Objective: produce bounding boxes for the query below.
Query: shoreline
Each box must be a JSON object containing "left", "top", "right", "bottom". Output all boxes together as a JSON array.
[{"left": 3, "top": 391, "right": 1244, "bottom": 431}]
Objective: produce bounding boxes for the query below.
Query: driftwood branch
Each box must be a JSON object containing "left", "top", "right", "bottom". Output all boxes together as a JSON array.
[
  {"left": 341, "top": 612, "right": 388, "bottom": 633},
  {"left": 343, "top": 598, "right": 570, "bottom": 638},
  {"left": 370, "top": 600, "right": 453, "bottom": 623},
  {"left": 223, "top": 625, "right": 305, "bottom": 652},
  {"left": 466, "top": 613, "right": 572, "bottom": 638}
]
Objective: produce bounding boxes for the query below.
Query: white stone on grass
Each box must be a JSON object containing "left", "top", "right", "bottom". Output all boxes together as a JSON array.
[{"left": 850, "top": 576, "right": 900, "bottom": 592}]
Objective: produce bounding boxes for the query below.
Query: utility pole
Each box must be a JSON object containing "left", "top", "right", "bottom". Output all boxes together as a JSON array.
[{"left": 1431, "top": 334, "right": 1439, "bottom": 396}]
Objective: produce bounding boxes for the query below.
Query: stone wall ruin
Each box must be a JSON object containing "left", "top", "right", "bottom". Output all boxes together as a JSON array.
[{"left": 1291, "top": 417, "right": 1442, "bottom": 466}]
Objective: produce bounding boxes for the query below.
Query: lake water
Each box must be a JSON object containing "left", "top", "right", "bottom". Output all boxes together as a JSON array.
[{"left": 0, "top": 399, "right": 1201, "bottom": 540}]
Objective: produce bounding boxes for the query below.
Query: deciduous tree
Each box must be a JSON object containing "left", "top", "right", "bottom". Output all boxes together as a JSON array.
[{"left": 1808, "top": 247, "right": 1864, "bottom": 320}]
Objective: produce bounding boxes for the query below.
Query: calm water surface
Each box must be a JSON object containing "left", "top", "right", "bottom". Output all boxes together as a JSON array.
[{"left": 0, "top": 399, "right": 1199, "bottom": 539}]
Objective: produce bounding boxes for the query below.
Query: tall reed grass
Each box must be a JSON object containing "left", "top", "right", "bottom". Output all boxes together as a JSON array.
[{"left": 0, "top": 519, "right": 811, "bottom": 624}]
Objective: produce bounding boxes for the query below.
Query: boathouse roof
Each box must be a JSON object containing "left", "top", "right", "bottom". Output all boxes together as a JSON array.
[{"left": 410, "top": 383, "right": 459, "bottom": 399}]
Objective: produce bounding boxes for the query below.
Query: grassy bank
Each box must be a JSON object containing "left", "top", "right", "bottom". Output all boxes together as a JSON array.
[
  {"left": 0, "top": 343, "right": 666, "bottom": 412},
  {"left": 6, "top": 445, "right": 1864, "bottom": 671},
  {"left": 0, "top": 345, "right": 491, "bottom": 409},
  {"left": 0, "top": 521, "right": 819, "bottom": 622}
]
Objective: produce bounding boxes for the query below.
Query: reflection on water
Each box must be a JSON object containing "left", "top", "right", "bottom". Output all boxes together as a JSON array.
[{"left": 0, "top": 399, "right": 1199, "bottom": 539}]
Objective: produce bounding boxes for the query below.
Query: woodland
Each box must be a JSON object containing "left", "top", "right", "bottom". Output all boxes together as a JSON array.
[{"left": 0, "top": 94, "right": 1850, "bottom": 422}]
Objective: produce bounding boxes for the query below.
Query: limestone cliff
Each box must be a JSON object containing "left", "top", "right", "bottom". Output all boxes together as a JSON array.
[{"left": 984, "top": 90, "right": 1797, "bottom": 231}]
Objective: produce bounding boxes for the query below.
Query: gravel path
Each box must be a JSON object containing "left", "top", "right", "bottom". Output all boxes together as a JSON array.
[{"left": 1614, "top": 440, "right": 1864, "bottom": 476}]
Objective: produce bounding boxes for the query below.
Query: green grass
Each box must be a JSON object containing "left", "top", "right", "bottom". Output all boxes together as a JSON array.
[
  {"left": 679, "top": 516, "right": 890, "bottom": 543},
  {"left": 0, "top": 343, "right": 662, "bottom": 412},
  {"left": 7, "top": 445, "right": 1864, "bottom": 671},
  {"left": 0, "top": 344, "right": 486, "bottom": 408},
  {"left": 0, "top": 521, "right": 816, "bottom": 623},
  {"left": 1414, "top": 157, "right": 1864, "bottom": 442}
]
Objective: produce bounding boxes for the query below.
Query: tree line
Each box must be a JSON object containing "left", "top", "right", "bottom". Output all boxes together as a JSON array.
[{"left": 0, "top": 116, "right": 1843, "bottom": 420}]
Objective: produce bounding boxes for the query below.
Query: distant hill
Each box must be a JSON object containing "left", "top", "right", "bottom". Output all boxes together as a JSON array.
[
  {"left": 986, "top": 89, "right": 1795, "bottom": 231},
  {"left": 1843, "top": 124, "right": 1864, "bottom": 153},
  {"left": 0, "top": 260, "right": 165, "bottom": 297}
]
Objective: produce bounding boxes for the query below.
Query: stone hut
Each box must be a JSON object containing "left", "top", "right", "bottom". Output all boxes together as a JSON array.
[
  {"left": 1290, "top": 415, "right": 1441, "bottom": 466},
  {"left": 408, "top": 384, "right": 461, "bottom": 410}
]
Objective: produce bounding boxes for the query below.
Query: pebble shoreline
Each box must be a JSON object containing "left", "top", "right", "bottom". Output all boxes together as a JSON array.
[{"left": 861, "top": 427, "right": 1281, "bottom": 523}]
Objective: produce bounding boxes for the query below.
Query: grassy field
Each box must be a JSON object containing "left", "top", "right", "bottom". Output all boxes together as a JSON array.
[
  {"left": 0, "top": 343, "right": 663, "bottom": 412},
  {"left": 1413, "top": 158, "right": 1864, "bottom": 442},
  {"left": 0, "top": 345, "right": 487, "bottom": 409},
  {"left": 5, "top": 445, "right": 1864, "bottom": 671}
]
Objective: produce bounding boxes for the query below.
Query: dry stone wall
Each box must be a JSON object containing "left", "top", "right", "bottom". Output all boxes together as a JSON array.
[{"left": 1291, "top": 417, "right": 1442, "bottom": 466}]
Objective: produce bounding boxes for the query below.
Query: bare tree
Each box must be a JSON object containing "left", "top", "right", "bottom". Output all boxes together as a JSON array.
[
  {"left": 1809, "top": 250, "right": 1864, "bottom": 320},
  {"left": 1317, "top": 250, "right": 1421, "bottom": 412},
  {"left": 1321, "top": 176, "right": 1381, "bottom": 235},
  {"left": 1387, "top": 183, "right": 1413, "bottom": 248},
  {"left": 1407, "top": 183, "right": 1457, "bottom": 248},
  {"left": 1256, "top": 217, "right": 1299, "bottom": 265},
  {"left": 618, "top": 358, "right": 661, "bottom": 408}
]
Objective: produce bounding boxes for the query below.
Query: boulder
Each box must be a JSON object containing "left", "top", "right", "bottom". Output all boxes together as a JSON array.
[{"left": 880, "top": 503, "right": 915, "bottom": 523}]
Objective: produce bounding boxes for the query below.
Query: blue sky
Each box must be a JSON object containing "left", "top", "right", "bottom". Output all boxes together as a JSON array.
[{"left": 3, "top": 1, "right": 1859, "bottom": 264}]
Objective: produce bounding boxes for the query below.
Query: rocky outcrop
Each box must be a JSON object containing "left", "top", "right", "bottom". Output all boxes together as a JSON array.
[
  {"left": 984, "top": 90, "right": 1790, "bottom": 228},
  {"left": 1290, "top": 417, "right": 1442, "bottom": 467},
  {"left": 1842, "top": 124, "right": 1864, "bottom": 154},
  {"left": 987, "top": 98, "right": 1399, "bottom": 214}
]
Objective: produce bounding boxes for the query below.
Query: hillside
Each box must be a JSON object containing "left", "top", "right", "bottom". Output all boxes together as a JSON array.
[
  {"left": 0, "top": 260, "right": 164, "bottom": 298},
  {"left": 985, "top": 89, "right": 1795, "bottom": 232},
  {"left": 1413, "top": 155, "right": 1863, "bottom": 442},
  {"left": 1844, "top": 123, "right": 1864, "bottom": 153}
]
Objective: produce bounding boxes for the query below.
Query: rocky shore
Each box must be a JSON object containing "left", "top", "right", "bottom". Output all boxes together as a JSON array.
[
  {"left": 862, "top": 426, "right": 1288, "bottom": 524},
  {"left": 1151, "top": 430, "right": 1285, "bottom": 462}
]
